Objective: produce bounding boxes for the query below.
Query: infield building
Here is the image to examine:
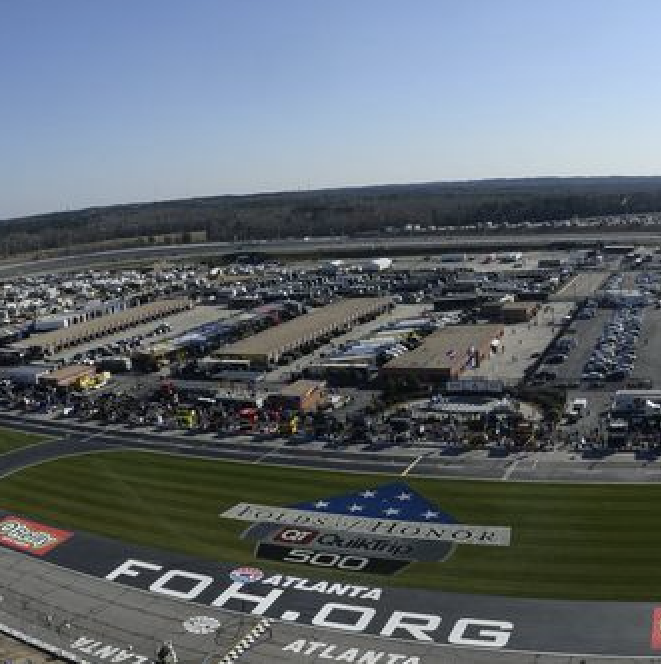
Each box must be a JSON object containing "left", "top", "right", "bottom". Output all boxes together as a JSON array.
[
  {"left": 214, "top": 297, "right": 393, "bottom": 369},
  {"left": 380, "top": 323, "right": 504, "bottom": 385}
]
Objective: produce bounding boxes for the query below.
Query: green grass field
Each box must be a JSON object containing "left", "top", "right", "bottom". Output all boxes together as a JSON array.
[
  {"left": 0, "top": 427, "right": 46, "bottom": 455},
  {"left": 0, "top": 449, "right": 659, "bottom": 601}
]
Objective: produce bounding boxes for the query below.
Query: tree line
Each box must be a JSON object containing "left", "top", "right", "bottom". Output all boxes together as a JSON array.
[{"left": 3, "top": 176, "right": 661, "bottom": 258}]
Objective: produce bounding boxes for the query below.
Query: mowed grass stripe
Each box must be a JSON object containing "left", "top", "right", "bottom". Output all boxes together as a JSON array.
[
  {"left": 0, "top": 427, "right": 47, "bottom": 455},
  {"left": 45, "top": 453, "right": 351, "bottom": 503},
  {"left": 2, "top": 449, "right": 661, "bottom": 600}
]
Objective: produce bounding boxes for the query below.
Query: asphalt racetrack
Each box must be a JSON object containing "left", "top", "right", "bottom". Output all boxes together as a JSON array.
[
  {"left": 0, "top": 517, "right": 658, "bottom": 662},
  {"left": 1, "top": 415, "right": 661, "bottom": 661}
]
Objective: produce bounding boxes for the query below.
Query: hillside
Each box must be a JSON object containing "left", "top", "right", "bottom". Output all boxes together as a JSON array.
[{"left": 2, "top": 176, "right": 661, "bottom": 259}]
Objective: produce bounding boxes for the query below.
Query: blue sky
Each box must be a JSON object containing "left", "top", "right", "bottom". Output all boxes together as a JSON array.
[{"left": 1, "top": 0, "right": 661, "bottom": 219}]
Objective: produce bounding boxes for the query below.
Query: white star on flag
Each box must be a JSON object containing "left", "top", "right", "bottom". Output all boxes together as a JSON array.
[{"left": 299, "top": 482, "right": 453, "bottom": 526}]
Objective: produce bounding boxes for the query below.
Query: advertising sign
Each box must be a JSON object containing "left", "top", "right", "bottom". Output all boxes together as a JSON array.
[
  {"left": 0, "top": 515, "right": 73, "bottom": 555},
  {"left": 221, "top": 482, "right": 511, "bottom": 576}
]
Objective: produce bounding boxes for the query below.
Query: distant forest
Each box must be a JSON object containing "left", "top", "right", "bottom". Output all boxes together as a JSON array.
[{"left": 4, "top": 176, "right": 661, "bottom": 258}]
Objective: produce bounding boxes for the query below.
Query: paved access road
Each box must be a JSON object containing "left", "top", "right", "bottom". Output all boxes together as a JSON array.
[
  {"left": 0, "top": 231, "right": 659, "bottom": 277},
  {"left": 4, "top": 412, "right": 661, "bottom": 483},
  {"left": 550, "top": 271, "right": 610, "bottom": 301}
]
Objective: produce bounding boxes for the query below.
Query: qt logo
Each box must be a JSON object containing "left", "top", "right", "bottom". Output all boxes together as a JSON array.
[{"left": 274, "top": 528, "right": 319, "bottom": 545}]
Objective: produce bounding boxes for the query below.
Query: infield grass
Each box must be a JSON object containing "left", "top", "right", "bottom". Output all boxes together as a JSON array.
[
  {"left": 1, "top": 449, "right": 660, "bottom": 601},
  {"left": 0, "top": 427, "right": 46, "bottom": 455}
]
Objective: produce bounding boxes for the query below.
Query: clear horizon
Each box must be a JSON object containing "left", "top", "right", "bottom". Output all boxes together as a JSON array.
[{"left": 2, "top": 0, "right": 661, "bottom": 219}]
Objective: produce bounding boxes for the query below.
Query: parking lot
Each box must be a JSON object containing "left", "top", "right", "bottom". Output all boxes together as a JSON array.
[
  {"left": 542, "top": 309, "right": 612, "bottom": 385},
  {"left": 631, "top": 306, "right": 661, "bottom": 384},
  {"left": 5, "top": 250, "right": 661, "bottom": 458},
  {"left": 470, "top": 302, "right": 574, "bottom": 384}
]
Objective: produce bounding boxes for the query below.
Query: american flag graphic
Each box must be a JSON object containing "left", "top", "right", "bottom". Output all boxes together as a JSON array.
[{"left": 291, "top": 482, "right": 457, "bottom": 524}]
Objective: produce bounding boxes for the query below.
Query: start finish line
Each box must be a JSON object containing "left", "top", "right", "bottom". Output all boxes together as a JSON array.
[{"left": 220, "top": 503, "right": 511, "bottom": 547}]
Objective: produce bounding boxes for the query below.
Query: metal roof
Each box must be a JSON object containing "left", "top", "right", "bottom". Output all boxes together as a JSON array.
[
  {"left": 14, "top": 298, "right": 190, "bottom": 351},
  {"left": 383, "top": 324, "right": 504, "bottom": 371},
  {"left": 215, "top": 297, "right": 392, "bottom": 358}
]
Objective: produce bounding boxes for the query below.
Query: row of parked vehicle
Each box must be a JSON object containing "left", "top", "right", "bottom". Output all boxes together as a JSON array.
[
  {"left": 530, "top": 333, "right": 578, "bottom": 383},
  {"left": 68, "top": 323, "right": 172, "bottom": 364},
  {"left": 0, "top": 374, "right": 548, "bottom": 454},
  {"left": 582, "top": 307, "right": 643, "bottom": 384},
  {"left": 602, "top": 274, "right": 624, "bottom": 290},
  {"left": 544, "top": 335, "right": 578, "bottom": 366},
  {"left": 575, "top": 299, "right": 598, "bottom": 320}
]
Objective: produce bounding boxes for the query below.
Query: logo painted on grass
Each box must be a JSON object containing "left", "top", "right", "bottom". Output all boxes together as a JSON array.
[
  {"left": 0, "top": 516, "right": 73, "bottom": 555},
  {"left": 230, "top": 566, "right": 264, "bottom": 584},
  {"left": 222, "top": 482, "right": 511, "bottom": 576}
]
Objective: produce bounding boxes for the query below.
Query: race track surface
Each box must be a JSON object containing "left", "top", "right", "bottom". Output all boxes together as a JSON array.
[
  {"left": 0, "top": 522, "right": 657, "bottom": 663},
  {"left": 0, "top": 413, "right": 660, "bottom": 661}
]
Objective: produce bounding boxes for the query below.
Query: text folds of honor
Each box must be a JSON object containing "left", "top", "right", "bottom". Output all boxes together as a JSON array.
[{"left": 220, "top": 503, "right": 511, "bottom": 547}]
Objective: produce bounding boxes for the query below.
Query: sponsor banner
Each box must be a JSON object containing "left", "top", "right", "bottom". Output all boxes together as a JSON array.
[
  {"left": 255, "top": 542, "right": 410, "bottom": 576},
  {"left": 244, "top": 523, "right": 456, "bottom": 563},
  {"left": 651, "top": 608, "right": 661, "bottom": 649},
  {"left": 239, "top": 482, "right": 467, "bottom": 573},
  {"left": 221, "top": 503, "right": 511, "bottom": 546},
  {"left": 0, "top": 516, "right": 73, "bottom": 555}
]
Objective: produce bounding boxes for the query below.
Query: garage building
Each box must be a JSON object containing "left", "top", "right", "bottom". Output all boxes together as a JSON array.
[
  {"left": 34, "top": 298, "right": 130, "bottom": 332},
  {"left": 381, "top": 324, "right": 504, "bottom": 385},
  {"left": 14, "top": 298, "right": 191, "bottom": 356},
  {"left": 214, "top": 297, "right": 393, "bottom": 368}
]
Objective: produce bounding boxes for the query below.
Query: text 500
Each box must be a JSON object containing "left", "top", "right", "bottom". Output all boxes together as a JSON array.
[{"left": 283, "top": 549, "right": 369, "bottom": 571}]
